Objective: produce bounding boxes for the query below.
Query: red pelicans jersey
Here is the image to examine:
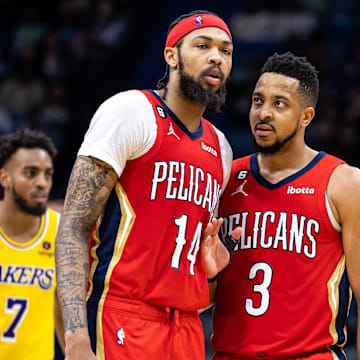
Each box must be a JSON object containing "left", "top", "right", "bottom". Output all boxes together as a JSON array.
[
  {"left": 212, "top": 152, "right": 350, "bottom": 360},
  {"left": 78, "top": 89, "right": 232, "bottom": 347}
]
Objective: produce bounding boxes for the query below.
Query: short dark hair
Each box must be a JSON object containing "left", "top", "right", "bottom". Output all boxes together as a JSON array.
[
  {"left": 157, "top": 10, "right": 225, "bottom": 93},
  {"left": 0, "top": 129, "right": 57, "bottom": 168},
  {"left": 260, "top": 51, "right": 319, "bottom": 107}
]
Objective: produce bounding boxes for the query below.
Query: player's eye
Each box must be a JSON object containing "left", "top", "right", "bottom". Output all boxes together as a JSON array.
[
  {"left": 45, "top": 170, "right": 54, "bottom": 179},
  {"left": 25, "top": 170, "right": 36, "bottom": 178},
  {"left": 222, "top": 48, "right": 232, "bottom": 55}
]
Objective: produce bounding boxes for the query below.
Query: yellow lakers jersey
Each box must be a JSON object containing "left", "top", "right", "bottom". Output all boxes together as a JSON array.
[{"left": 0, "top": 208, "right": 59, "bottom": 360}]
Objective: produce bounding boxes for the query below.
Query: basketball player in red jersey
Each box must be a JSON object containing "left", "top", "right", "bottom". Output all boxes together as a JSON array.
[
  {"left": 210, "top": 52, "right": 360, "bottom": 360},
  {"left": 55, "top": 10, "right": 240, "bottom": 360}
]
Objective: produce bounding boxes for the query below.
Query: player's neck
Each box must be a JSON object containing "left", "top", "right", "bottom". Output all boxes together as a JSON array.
[
  {"left": 257, "top": 145, "right": 318, "bottom": 184},
  {"left": 0, "top": 199, "right": 42, "bottom": 243},
  {"left": 157, "top": 87, "right": 206, "bottom": 132}
]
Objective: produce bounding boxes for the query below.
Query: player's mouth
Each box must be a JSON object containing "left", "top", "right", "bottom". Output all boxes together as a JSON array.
[
  {"left": 32, "top": 192, "right": 48, "bottom": 203},
  {"left": 255, "top": 123, "right": 275, "bottom": 136},
  {"left": 202, "top": 67, "right": 223, "bottom": 86}
]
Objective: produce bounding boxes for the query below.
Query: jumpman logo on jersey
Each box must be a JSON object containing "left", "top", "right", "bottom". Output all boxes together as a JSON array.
[
  {"left": 167, "top": 122, "right": 180, "bottom": 140},
  {"left": 231, "top": 180, "right": 248, "bottom": 197}
]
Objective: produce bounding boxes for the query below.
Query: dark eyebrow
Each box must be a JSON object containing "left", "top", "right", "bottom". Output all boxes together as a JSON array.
[
  {"left": 273, "top": 95, "right": 290, "bottom": 101},
  {"left": 192, "top": 35, "right": 233, "bottom": 46},
  {"left": 223, "top": 40, "right": 233, "bottom": 46},
  {"left": 23, "top": 166, "right": 40, "bottom": 170},
  {"left": 252, "top": 92, "right": 290, "bottom": 101},
  {"left": 23, "top": 165, "right": 54, "bottom": 171}
]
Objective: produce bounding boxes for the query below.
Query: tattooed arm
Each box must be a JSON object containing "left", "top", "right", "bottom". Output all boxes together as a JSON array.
[{"left": 55, "top": 156, "right": 118, "bottom": 360}]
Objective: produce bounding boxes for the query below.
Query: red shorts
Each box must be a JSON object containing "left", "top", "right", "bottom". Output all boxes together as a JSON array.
[
  {"left": 213, "top": 350, "right": 342, "bottom": 360},
  {"left": 88, "top": 295, "right": 205, "bottom": 360}
]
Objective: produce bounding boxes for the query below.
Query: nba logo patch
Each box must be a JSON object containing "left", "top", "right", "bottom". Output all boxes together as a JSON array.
[
  {"left": 117, "top": 328, "right": 125, "bottom": 345},
  {"left": 195, "top": 16, "right": 202, "bottom": 26}
]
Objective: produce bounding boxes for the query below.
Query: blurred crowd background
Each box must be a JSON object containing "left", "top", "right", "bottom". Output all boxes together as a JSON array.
[{"left": 0, "top": 0, "right": 358, "bottom": 358}]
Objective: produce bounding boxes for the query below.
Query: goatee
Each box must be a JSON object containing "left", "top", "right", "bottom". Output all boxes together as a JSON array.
[
  {"left": 254, "top": 122, "right": 299, "bottom": 155},
  {"left": 178, "top": 54, "right": 227, "bottom": 112},
  {"left": 12, "top": 187, "right": 47, "bottom": 216}
]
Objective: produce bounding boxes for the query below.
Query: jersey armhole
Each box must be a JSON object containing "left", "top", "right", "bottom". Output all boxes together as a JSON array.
[{"left": 325, "top": 192, "right": 341, "bottom": 232}]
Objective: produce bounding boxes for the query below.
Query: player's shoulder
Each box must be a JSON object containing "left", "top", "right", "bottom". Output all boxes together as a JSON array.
[
  {"left": 329, "top": 162, "right": 360, "bottom": 189},
  {"left": 98, "top": 89, "right": 153, "bottom": 115},
  {"left": 46, "top": 206, "right": 60, "bottom": 216},
  {"left": 210, "top": 125, "right": 230, "bottom": 148},
  {"left": 203, "top": 122, "right": 234, "bottom": 155},
  {"left": 223, "top": 155, "right": 252, "bottom": 186},
  {"left": 232, "top": 154, "right": 252, "bottom": 170},
  {"left": 46, "top": 207, "right": 61, "bottom": 225},
  {"left": 320, "top": 152, "right": 346, "bottom": 166},
  {"left": 326, "top": 162, "right": 360, "bottom": 222}
]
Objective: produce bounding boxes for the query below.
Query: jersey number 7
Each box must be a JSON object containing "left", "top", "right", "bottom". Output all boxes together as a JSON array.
[{"left": 2, "top": 297, "right": 29, "bottom": 342}]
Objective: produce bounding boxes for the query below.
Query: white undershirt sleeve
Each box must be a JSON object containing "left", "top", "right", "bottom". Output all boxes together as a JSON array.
[
  {"left": 213, "top": 128, "right": 233, "bottom": 218},
  {"left": 215, "top": 128, "right": 233, "bottom": 194},
  {"left": 78, "top": 90, "right": 157, "bottom": 177}
]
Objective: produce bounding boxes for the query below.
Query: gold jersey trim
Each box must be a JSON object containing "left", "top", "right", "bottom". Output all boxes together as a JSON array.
[
  {"left": 94, "top": 183, "right": 135, "bottom": 360},
  {"left": 327, "top": 254, "right": 347, "bottom": 346}
]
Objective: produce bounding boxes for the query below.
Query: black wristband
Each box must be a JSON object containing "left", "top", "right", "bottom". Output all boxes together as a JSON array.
[
  {"left": 223, "top": 234, "right": 240, "bottom": 263},
  {"left": 207, "top": 274, "right": 219, "bottom": 283}
]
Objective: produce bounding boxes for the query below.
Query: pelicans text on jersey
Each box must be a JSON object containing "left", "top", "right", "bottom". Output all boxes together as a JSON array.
[
  {"left": 84, "top": 90, "right": 230, "bottom": 359},
  {"left": 212, "top": 152, "right": 350, "bottom": 360}
]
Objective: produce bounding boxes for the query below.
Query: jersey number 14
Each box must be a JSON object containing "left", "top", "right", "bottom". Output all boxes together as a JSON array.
[{"left": 171, "top": 214, "right": 202, "bottom": 276}]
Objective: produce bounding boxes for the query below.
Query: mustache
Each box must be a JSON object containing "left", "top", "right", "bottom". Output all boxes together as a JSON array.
[
  {"left": 255, "top": 121, "right": 275, "bottom": 131},
  {"left": 200, "top": 65, "right": 225, "bottom": 82},
  {"left": 31, "top": 190, "right": 49, "bottom": 198}
]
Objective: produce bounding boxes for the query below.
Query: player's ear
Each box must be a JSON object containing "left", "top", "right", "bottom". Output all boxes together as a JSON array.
[
  {"left": 164, "top": 47, "right": 178, "bottom": 69},
  {"left": 0, "top": 168, "right": 10, "bottom": 189},
  {"left": 301, "top": 107, "right": 315, "bottom": 128}
]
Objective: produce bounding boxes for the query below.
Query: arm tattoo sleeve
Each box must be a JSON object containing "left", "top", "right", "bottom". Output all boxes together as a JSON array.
[{"left": 55, "top": 155, "right": 117, "bottom": 333}]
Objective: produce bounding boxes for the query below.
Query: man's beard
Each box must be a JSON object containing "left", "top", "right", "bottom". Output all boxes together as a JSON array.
[
  {"left": 178, "top": 54, "right": 227, "bottom": 112},
  {"left": 12, "top": 186, "right": 46, "bottom": 216},
  {"left": 254, "top": 122, "right": 299, "bottom": 155}
]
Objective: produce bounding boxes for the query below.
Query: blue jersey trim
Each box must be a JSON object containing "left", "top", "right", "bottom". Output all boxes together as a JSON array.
[
  {"left": 87, "top": 306, "right": 98, "bottom": 354},
  {"left": 87, "top": 189, "right": 122, "bottom": 352},
  {"left": 146, "top": 89, "right": 204, "bottom": 139},
  {"left": 329, "top": 344, "right": 347, "bottom": 360},
  {"left": 87, "top": 188, "right": 122, "bottom": 301},
  {"left": 335, "top": 270, "right": 351, "bottom": 345},
  {"left": 250, "top": 151, "right": 327, "bottom": 189}
]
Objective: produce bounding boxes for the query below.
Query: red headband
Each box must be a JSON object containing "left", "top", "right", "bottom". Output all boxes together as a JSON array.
[{"left": 165, "top": 14, "right": 232, "bottom": 48}]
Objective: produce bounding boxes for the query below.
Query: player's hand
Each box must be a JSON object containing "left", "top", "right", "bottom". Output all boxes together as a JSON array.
[
  {"left": 64, "top": 329, "right": 98, "bottom": 360},
  {"left": 201, "top": 218, "right": 242, "bottom": 280}
]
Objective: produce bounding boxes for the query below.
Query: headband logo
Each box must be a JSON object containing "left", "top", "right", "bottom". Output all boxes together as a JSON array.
[{"left": 195, "top": 16, "right": 202, "bottom": 26}]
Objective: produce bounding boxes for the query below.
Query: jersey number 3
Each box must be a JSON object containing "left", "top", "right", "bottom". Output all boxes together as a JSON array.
[{"left": 245, "top": 262, "right": 273, "bottom": 316}]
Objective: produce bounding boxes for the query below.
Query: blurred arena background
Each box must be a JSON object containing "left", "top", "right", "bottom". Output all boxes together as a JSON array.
[{"left": 0, "top": 0, "right": 358, "bottom": 358}]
